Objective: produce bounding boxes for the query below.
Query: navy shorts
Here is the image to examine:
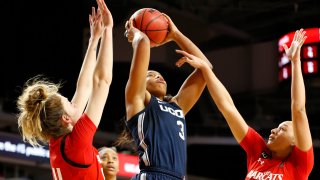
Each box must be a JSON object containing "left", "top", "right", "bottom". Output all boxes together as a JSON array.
[{"left": 131, "top": 167, "right": 185, "bottom": 180}]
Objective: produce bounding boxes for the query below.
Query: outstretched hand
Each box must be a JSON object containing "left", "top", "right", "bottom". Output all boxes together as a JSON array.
[
  {"left": 153, "top": 13, "right": 180, "bottom": 47},
  {"left": 89, "top": 7, "right": 104, "bottom": 39},
  {"left": 175, "top": 49, "right": 207, "bottom": 70},
  {"left": 124, "top": 19, "right": 148, "bottom": 45},
  {"left": 283, "top": 28, "right": 307, "bottom": 63},
  {"left": 96, "top": 0, "right": 113, "bottom": 28}
]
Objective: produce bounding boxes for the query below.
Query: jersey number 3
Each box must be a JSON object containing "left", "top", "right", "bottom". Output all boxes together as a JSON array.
[{"left": 177, "top": 120, "right": 185, "bottom": 140}]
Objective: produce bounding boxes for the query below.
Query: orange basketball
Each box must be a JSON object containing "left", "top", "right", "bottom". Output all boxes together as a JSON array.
[{"left": 130, "top": 8, "right": 169, "bottom": 46}]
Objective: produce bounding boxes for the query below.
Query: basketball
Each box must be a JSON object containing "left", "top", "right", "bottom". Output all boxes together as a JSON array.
[{"left": 130, "top": 8, "right": 169, "bottom": 46}]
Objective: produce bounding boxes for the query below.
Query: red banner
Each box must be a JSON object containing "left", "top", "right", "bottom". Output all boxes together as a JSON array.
[
  {"left": 117, "top": 153, "right": 140, "bottom": 178},
  {"left": 278, "top": 28, "right": 320, "bottom": 52}
]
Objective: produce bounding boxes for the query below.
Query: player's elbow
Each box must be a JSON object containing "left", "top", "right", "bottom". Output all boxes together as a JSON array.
[
  {"left": 94, "top": 71, "right": 113, "bottom": 87},
  {"left": 291, "top": 102, "right": 306, "bottom": 114}
]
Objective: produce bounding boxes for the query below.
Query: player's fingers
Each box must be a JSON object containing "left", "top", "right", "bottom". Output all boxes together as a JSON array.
[
  {"left": 124, "top": 30, "right": 129, "bottom": 37},
  {"left": 89, "top": 15, "right": 93, "bottom": 25},
  {"left": 282, "top": 44, "right": 288, "bottom": 53},
  {"left": 92, "top": 7, "right": 96, "bottom": 18},
  {"left": 175, "top": 57, "right": 187, "bottom": 67},
  {"left": 175, "top": 49, "right": 194, "bottom": 60},
  {"left": 128, "top": 19, "right": 134, "bottom": 28},
  {"left": 175, "top": 49, "right": 188, "bottom": 56},
  {"left": 161, "top": 13, "right": 171, "bottom": 21},
  {"left": 301, "top": 36, "right": 307, "bottom": 45},
  {"left": 125, "top": 21, "right": 130, "bottom": 30}
]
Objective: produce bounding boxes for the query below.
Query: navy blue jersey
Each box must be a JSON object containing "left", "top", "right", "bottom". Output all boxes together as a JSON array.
[{"left": 127, "top": 95, "right": 187, "bottom": 178}]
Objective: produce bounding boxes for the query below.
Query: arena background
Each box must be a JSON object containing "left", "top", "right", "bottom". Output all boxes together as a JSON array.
[{"left": 1, "top": 0, "right": 319, "bottom": 179}]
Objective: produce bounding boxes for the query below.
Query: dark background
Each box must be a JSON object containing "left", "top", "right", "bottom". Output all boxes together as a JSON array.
[{"left": 1, "top": 0, "right": 320, "bottom": 179}]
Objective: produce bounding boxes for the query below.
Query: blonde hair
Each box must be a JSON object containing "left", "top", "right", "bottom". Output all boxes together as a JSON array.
[{"left": 17, "top": 76, "right": 69, "bottom": 147}]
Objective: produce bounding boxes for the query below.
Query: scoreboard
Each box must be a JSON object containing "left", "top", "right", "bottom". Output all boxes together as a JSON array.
[{"left": 278, "top": 28, "right": 320, "bottom": 82}]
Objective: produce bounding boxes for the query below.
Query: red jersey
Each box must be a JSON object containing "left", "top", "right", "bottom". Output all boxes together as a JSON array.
[
  {"left": 50, "top": 114, "right": 105, "bottom": 180},
  {"left": 240, "top": 127, "right": 314, "bottom": 180}
]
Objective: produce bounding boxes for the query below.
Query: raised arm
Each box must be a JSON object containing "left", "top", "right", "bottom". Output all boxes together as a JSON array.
[
  {"left": 85, "top": 0, "right": 113, "bottom": 127},
  {"left": 71, "top": 6, "right": 104, "bottom": 118},
  {"left": 175, "top": 50, "right": 248, "bottom": 143},
  {"left": 162, "top": 14, "right": 212, "bottom": 115},
  {"left": 124, "top": 19, "right": 151, "bottom": 120},
  {"left": 283, "top": 28, "right": 312, "bottom": 151}
]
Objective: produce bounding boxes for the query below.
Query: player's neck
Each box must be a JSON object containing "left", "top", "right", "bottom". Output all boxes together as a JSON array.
[
  {"left": 106, "top": 176, "right": 117, "bottom": 180},
  {"left": 271, "top": 147, "right": 292, "bottom": 160}
]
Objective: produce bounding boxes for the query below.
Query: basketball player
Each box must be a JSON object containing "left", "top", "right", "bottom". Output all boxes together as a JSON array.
[
  {"left": 16, "top": 0, "right": 113, "bottom": 179},
  {"left": 174, "top": 28, "right": 314, "bottom": 179},
  {"left": 98, "top": 147, "right": 119, "bottom": 180},
  {"left": 117, "top": 13, "right": 212, "bottom": 179}
]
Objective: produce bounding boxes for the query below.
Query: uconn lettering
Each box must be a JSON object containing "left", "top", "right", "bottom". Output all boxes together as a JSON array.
[{"left": 158, "top": 101, "right": 184, "bottom": 118}]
